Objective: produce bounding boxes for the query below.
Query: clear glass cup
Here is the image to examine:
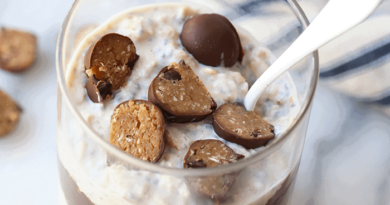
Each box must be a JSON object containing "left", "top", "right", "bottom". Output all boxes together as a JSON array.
[{"left": 56, "top": 0, "right": 319, "bottom": 204}]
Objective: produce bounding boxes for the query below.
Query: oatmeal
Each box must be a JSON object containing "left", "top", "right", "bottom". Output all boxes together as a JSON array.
[{"left": 59, "top": 3, "right": 300, "bottom": 204}]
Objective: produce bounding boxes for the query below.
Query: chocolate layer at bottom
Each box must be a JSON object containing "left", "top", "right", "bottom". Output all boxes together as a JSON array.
[
  {"left": 58, "top": 159, "right": 94, "bottom": 205},
  {"left": 58, "top": 158, "right": 298, "bottom": 205},
  {"left": 265, "top": 165, "right": 299, "bottom": 205}
]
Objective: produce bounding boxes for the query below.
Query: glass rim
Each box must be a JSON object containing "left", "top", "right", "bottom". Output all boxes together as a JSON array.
[{"left": 56, "top": 0, "right": 319, "bottom": 177}]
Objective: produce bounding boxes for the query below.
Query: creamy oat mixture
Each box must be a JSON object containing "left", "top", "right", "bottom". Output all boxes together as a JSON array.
[{"left": 59, "top": 3, "right": 300, "bottom": 204}]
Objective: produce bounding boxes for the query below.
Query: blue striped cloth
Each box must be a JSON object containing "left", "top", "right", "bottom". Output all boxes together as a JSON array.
[
  {"left": 315, "top": 1, "right": 390, "bottom": 107},
  {"left": 225, "top": 0, "right": 390, "bottom": 114},
  {"left": 298, "top": 0, "right": 390, "bottom": 115}
]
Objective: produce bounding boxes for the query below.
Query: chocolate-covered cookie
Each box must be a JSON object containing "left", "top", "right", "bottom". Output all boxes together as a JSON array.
[
  {"left": 213, "top": 103, "right": 275, "bottom": 149},
  {"left": 0, "top": 90, "right": 22, "bottom": 136},
  {"left": 180, "top": 14, "right": 244, "bottom": 67},
  {"left": 148, "top": 60, "right": 217, "bottom": 123},
  {"left": 84, "top": 33, "right": 139, "bottom": 101},
  {"left": 184, "top": 140, "right": 244, "bottom": 202},
  {"left": 184, "top": 140, "right": 244, "bottom": 168},
  {"left": 0, "top": 28, "right": 37, "bottom": 72},
  {"left": 110, "top": 100, "right": 165, "bottom": 163}
]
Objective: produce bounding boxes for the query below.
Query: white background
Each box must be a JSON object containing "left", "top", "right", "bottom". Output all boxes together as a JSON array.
[{"left": 0, "top": 0, "right": 389, "bottom": 204}]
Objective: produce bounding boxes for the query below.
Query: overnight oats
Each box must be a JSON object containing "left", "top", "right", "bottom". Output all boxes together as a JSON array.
[{"left": 57, "top": 1, "right": 317, "bottom": 205}]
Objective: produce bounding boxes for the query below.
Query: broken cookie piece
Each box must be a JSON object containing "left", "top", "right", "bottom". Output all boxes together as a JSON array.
[
  {"left": 0, "top": 28, "right": 37, "bottom": 72},
  {"left": 110, "top": 100, "right": 165, "bottom": 163},
  {"left": 86, "top": 74, "right": 112, "bottom": 103},
  {"left": 184, "top": 139, "right": 244, "bottom": 168},
  {"left": 84, "top": 33, "right": 139, "bottom": 101},
  {"left": 0, "top": 90, "right": 22, "bottom": 136},
  {"left": 213, "top": 103, "right": 275, "bottom": 149},
  {"left": 183, "top": 140, "right": 244, "bottom": 203},
  {"left": 148, "top": 60, "right": 217, "bottom": 123}
]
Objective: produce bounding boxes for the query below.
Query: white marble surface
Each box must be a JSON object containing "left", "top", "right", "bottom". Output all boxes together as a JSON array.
[
  {"left": 291, "top": 85, "right": 390, "bottom": 205},
  {"left": 0, "top": 0, "right": 389, "bottom": 204}
]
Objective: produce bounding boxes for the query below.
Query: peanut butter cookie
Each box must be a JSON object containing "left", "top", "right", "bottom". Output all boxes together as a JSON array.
[
  {"left": 0, "top": 90, "right": 22, "bottom": 136},
  {"left": 0, "top": 28, "right": 37, "bottom": 72},
  {"left": 110, "top": 100, "right": 165, "bottom": 163}
]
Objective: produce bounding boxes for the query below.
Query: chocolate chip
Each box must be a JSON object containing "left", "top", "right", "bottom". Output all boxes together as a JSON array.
[
  {"left": 180, "top": 14, "right": 244, "bottom": 67},
  {"left": 163, "top": 68, "right": 181, "bottom": 81},
  {"left": 252, "top": 131, "right": 258, "bottom": 137},
  {"left": 86, "top": 75, "right": 112, "bottom": 103},
  {"left": 148, "top": 61, "right": 217, "bottom": 123},
  {"left": 126, "top": 54, "right": 139, "bottom": 70},
  {"left": 96, "top": 81, "right": 112, "bottom": 98},
  {"left": 213, "top": 103, "right": 275, "bottom": 149},
  {"left": 183, "top": 140, "right": 244, "bottom": 202},
  {"left": 110, "top": 100, "right": 165, "bottom": 163}
]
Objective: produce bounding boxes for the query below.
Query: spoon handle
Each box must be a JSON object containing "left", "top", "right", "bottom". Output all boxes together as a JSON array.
[{"left": 244, "top": 0, "right": 381, "bottom": 111}]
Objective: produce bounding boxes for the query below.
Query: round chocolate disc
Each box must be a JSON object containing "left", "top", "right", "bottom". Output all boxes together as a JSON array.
[{"left": 180, "top": 14, "right": 244, "bottom": 67}]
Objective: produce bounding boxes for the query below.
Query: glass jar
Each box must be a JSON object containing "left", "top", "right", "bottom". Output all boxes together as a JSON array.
[{"left": 56, "top": 0, "right": 319, "bottom": 204}]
